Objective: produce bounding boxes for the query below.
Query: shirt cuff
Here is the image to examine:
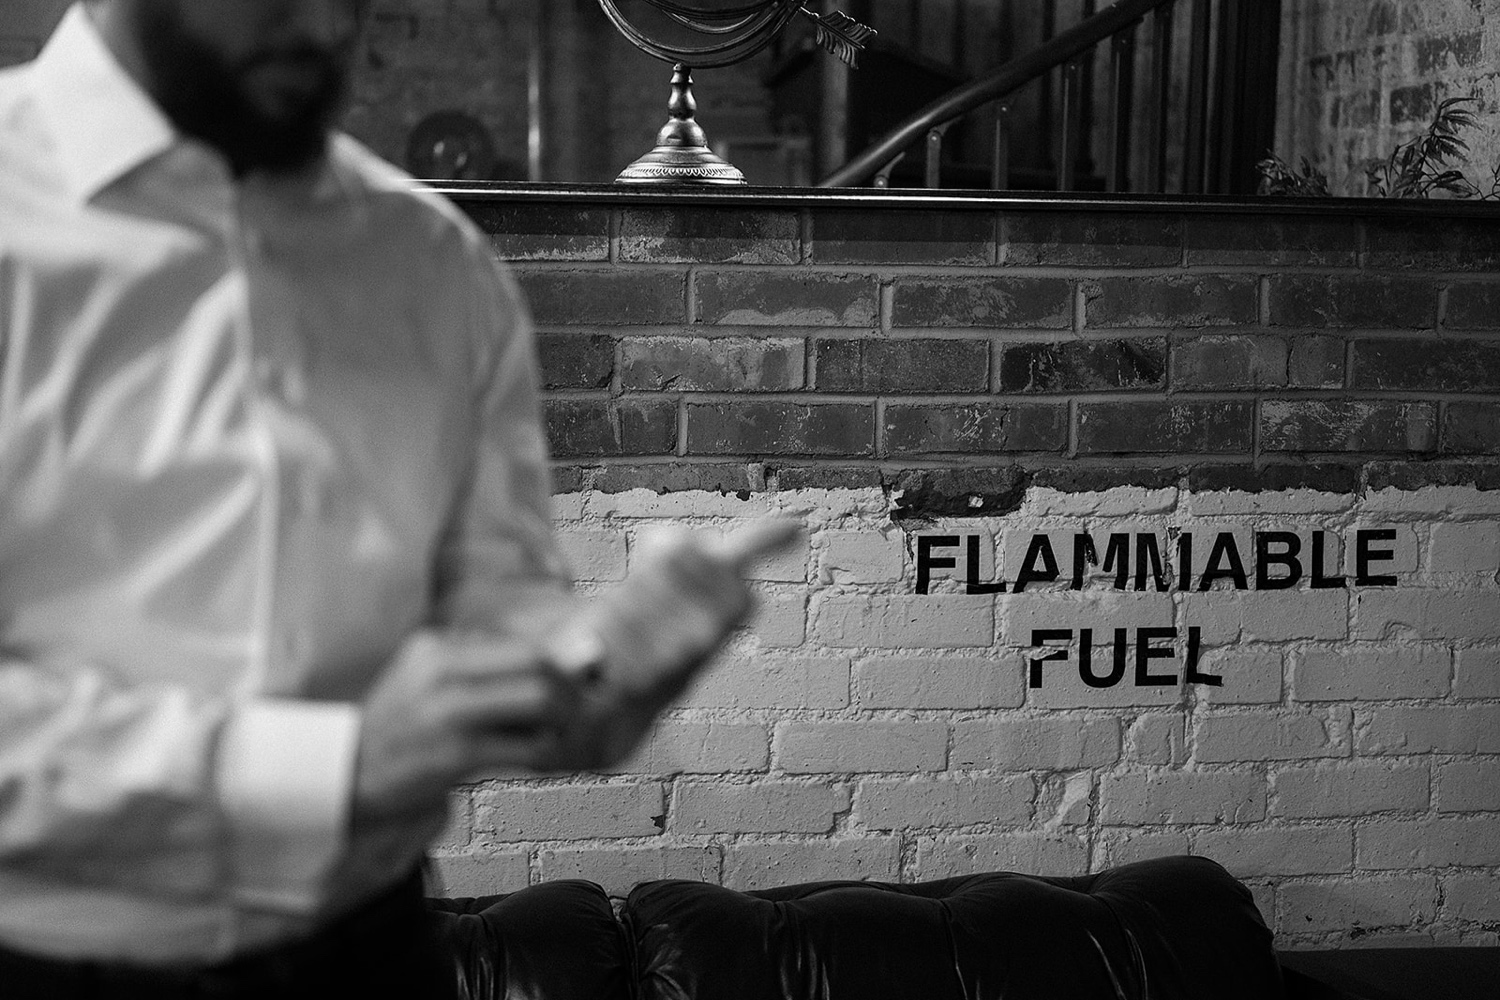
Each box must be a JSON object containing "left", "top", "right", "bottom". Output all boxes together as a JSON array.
[{"left": 217, "top": 699, "right": 361, "bottom": 914}]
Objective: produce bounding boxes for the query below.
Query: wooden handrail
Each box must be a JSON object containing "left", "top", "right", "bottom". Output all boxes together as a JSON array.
[{"left": 818, "top": 0, "right": 1176, "bottom": 188}]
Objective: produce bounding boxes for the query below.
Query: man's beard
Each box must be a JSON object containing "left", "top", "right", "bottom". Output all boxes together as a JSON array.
[{"left": 133, "top": 5, "right": 349, "bottom": 176}]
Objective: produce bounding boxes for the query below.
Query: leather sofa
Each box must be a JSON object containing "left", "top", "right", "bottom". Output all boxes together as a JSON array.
[{"left": 426, "top": 855, "right": 1289, "bottom": 999}]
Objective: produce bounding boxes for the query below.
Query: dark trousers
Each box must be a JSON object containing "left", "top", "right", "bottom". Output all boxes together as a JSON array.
[{"left": 0, "top": 872, "right": 453, "bottom": 999}]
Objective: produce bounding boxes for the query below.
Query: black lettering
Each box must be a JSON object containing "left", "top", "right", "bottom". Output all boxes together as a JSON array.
[
  {"left": 916, "top": 535, "right": 959, "bottom": 595},
  {"left": 1013, "top": 534, "right": 1061, "bottom": 592},
  {"left": 1028, "top": 629, "right": 1072, "bottom": 688},
  {"left": 1135, "top": 626, "right": 1178, "bottom": 687},
  {"left": 1198, "top": 532, "right": 1249, "bottom": 591},
  {"left": 1254, "top": 531, "right": 1302, "bottom": 590},
  {"left": 1070, "top": 534, "right": 1095, "bottom": 590},
  {"left": 1136, "top": 533, "right": 1169, "bottom": 592},
  {"left": 1070, "top": 533, "right": 1132, "bottom": 590},
  {"left": 965, "top": 534, "right": 1006, "bottom": 594},
  {"left": 1080, "top": 628, "right": 1127, "bottom": 688},
  {"left": 1310, "top": 530, "right": 1347, "bottom": 589},
  {"left": 1177, "top": 532, "right": 1193, "bottom": 591},
  {"left": 1183, "top": 626, "right": 1221, "bottom": 686},
  {"left": 1356, "top": 529, "right": 1398, "bottom": 586}
]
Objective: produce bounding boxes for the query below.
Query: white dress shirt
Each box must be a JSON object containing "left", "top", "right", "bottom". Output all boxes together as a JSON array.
[{"left": 0, "top": 5, "right": 567, "bottom": 963}]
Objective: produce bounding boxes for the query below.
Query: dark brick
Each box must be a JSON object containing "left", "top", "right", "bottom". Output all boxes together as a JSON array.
[
  {"left": 1172, "top": 335, "right": 1287, "bottom": 390},
  {"left": 1076, "top": 401, "right": 1254, "bottom": 454},
  {"left": 1366, "top": 461, "right": 1500, "bottom": 492},
  {"left": 1184, "top": 215, "right": 1359, "bottom": 267},
  {"left": 1083, "top": 275, "right": 1258, "bottom": 328},
  {"left": 1289, "top": 335, "right": 1347, "bottom": 389},
  {"left": 771, "top": 466, "right": 886, "bottom": 491},
  {"left": 1367, "top": 217, "right": 1500, "bottom": 271},
  {"left": 999, "top": 337, "right": 1165, "bottom": 392},
  {"left": 1353, "top": 338, "right": 1500, "bottom": 392},
  {"left": 1029, "top": 466, "right": 1182, "bottom": 492},
  {"left": 1443, "top": 403, "right": 1500, "bottom": 454},
  {"left": 815, "top": 338, "right": 989, "bottom": 393},
  {"left": 619, "top": 208, "right": 799, "bottom": 264},
  {"left": 458, "top": 202, "right": 610, "bottom": 262},
  {"left": 1188, "top": 464, "right": 1360, "bottom": 494},
  {"left": 585, "top": 463, "right": 767, "bottom": 494},
  {"left": 1261, "top": 400, "right": 1437, "bottom": 453},
  {"left": 1445, "top": 283, "right": 1500, "bottom": 330},
  {"left": 884, "top": 403, "right": 1068, "bottom": 455},
  {"left": 518, "top": 270, "right": 686, "bottom": 326},
  {"left": 1416, "top": 32, "right": 1483, "bottom": 75},
  {"left": 1390, "top": 83, "right": 1433, "bottom": 125},
  {"left": 538, "top": 334, "right": 613, "bottom": 390},
  {"left": 686, "top": 402, "right": 875, "bottom": 456},
  {"left": 696, "top": 272, "right": 877, "bottom": 327},
  {"left": 620, "top": 337, "right": 804, "bottom": 392},
  {"left": 1269, "top": 275, "right": 1436, "bottom": 329},
  {"left": 889, "top": 467, "right": 1030, "bottom": 520},
  {"left": 544, "top": 399, "right": 677, "bottom": 457},
  {"left": 1004, "top": 213, "right": 1181, "bottom": 267},
  {"left": 893, "top": 277, "right": 1073, "bottom": 329},
  {"left": 810, "top": 209, "right": 994, "bottom": 265}
]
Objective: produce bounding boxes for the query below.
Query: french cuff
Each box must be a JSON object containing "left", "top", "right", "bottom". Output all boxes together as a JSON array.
[{"left": 217, "top": 699, "right": 361, "bottom": 914}]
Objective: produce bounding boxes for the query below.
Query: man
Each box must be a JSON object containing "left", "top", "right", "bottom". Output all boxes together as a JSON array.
[{"left": 0, "top": 2, "right": 784, "bottom": 995}]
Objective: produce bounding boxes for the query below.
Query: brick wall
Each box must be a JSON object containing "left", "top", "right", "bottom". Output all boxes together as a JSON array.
[
  {"left": 1277, "top": 0, "right": 1500, "bottom": 196},
  {"left": 431, "top": 187, "right": 1500, "bottom": 950}
]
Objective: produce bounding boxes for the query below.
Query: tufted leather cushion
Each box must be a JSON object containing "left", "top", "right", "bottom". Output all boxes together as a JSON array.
[{"left": 429, "top": 856, "right": 1284, "bottom": 1000}]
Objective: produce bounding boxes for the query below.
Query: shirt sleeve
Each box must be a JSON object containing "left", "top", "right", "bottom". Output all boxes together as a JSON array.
[{"left": 429, "top": 239, "right": 575, "bottom": 637}]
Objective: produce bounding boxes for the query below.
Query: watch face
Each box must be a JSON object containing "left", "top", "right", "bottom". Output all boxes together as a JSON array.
[{"left": 404, "top": 109, "right": 500, "bottom": 181}]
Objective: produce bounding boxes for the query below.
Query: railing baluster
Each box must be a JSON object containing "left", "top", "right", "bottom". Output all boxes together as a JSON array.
[
  {"left": 1039, "top": 0, "right": 1057, "bottom": 177},
  {"left": 1183, "top": 0, "right": 1213, "bottom": 193},
  {"left": 926, "top": 125, "right": 948, "bottom": 188},
  {"left": 1059, "top": 58, "right": 1081, "bottom": 190},
  {"left": 1149, "top": 0, "right": 1175, "bottom": 192},
  {"left": 1107, "top": 26, "right": 1137, "bottom": 193},
  {"left": 992, "top": 101, "right": 1012, "bottom": 191},
  {"left": 1077, "top": 0, "right": 1099, "bottom": 183}
]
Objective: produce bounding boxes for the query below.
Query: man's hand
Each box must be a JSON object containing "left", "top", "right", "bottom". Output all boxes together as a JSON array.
[{"left": 352, "top": 631, "right": 577, "bottom": 828}]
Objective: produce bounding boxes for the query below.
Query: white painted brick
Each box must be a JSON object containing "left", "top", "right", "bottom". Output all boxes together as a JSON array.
[
  {"left": 428, "top": 852, "right": 531, "bottom": 896},
  {"left": 1272, "top": 763, "right": 1429, "bottom": 818},
  {"left": 1435, "top": 760, "right": 1500, "bottom": 813},
  {"left": 775, "top": 721, "right": 948, "bottom": 773},
  {"left": 550, "top": 493, "right": 587, "bottom": 521},
  {"left": 1292, "top": 646, "right": 1451, "bottom": 701},
  {"left": 915, "top": 834, "right": 1089, "bottom": 878},
  {"left": 1099, "top": 771, "right": 1266, "bottom": 825},
  {"left": 1353, "top": 590, "right": 1500, "bottom": 641},
  {"left": 678, "top": 655, "right": 849, "bottom": 709},
  {"left": 1002, "top": 590, "right": 1175, "bottom": 639},
  {"left": 817, "top": 594, "right": 995, "bottom": 648},
  {"left": 1279, "top": 876, "right": 1437, "bottom": 932},
  {"left": 742, "top": 593, "right": 807, "bottom": 648},
  {"left": 1248, "top": 883, "right": 1277, "bottom": 929},
  {"left": 586, "top": 489, "right": 783, "bottom": 519},
  {"left": 599, "top": 721, "right": 768, "bottom": 775},
  {"left": 1094, "top": 829, "right": 1191, "bottom": 868},
  {"left": 556, "top": 529, "right": 628, "bottom": 581},
  {"left": 1130, "top": 714, "right": 1187, "bottom": 766},
  {"left": 433, "top": 791, "right": 473, "bottom": 852},
  {"left": 1360, "top": 485, "right": 1500, "bottom": 516},
  {"left": 1454, "top": 649, "right": 1500, "bottom": 699},
  {"left": 736, "top": 531, "right": 810, "bottom": 583},
  {"left": 672, "top": 781, "right": 842, "bottom": 834},
  {"left": 1184, "top": 489, "right": 1352, "bottom": 516},
  {"left": 1195, "top": 647, "right": 1284, "bottom": 705},
  {"left": 723, "top": 839, "right": 901, "bottom": 890},
  {"left": 951, "top": 716, "right": 1121, "bottom": 770},
  {"left": 1023, "top": 487, "right": 1179, "bottom": 518},
  {"left": 855, "top": 656, "right": 1022, "bottom": 709},
  {"left": 856, "top": 775, "right": 1034, "bottom": 829},
  {"left": 1193, "top": 710, "right": 1350, "bottom": 762},
  {"left": 1357, "top": 705, "right": 1500, "bottom": 754},
  {"left": 536, "top": 846, "right": 720, "bottom": 895},
  {"left": 1357, "top": 817, "right": 1500, "bottom": 869},
  {"left": 1194, "top": 826, "right": 1353, "bottom": 876},
  {"left": 1184, "top": 591, "right": 1349, "bottom": 644},
  {"left": 474, "top": 783, "right": 664, "bottom": 841},
  {"left": 1428, "top": 522, "right": 1500, "bottom": 574},
  {"left": 819, "top": 530, "right": 904, "bottom": 584},
  {"left": 1348, "top": 523, "right": 1420, "bottom": 577},
  {"left": 1442, "top": 874, "right": 1500, "bottom": 923}
]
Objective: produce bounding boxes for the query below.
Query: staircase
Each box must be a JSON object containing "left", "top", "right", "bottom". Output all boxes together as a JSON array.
[{"left": 789, "top": 0, "right": 1281, "bottom": 194}]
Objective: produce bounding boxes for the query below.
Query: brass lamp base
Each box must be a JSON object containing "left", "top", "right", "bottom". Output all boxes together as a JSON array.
[{"left": 615, "top": 64, "right": 747, "bottom": 186}]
